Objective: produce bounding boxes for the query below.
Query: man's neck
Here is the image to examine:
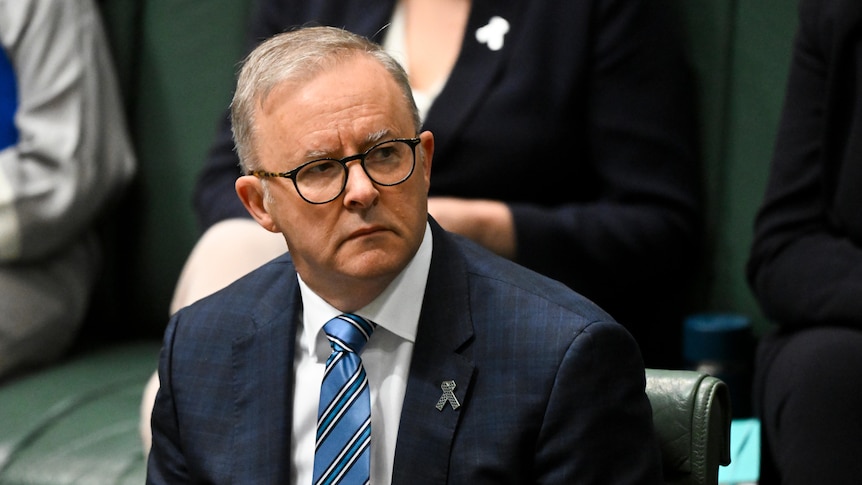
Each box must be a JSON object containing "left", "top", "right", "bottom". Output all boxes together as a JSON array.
[
  {"left": 316, "top": 276, "right": 395, "bottom": 313},
  {"left": 299, "top": 222, "right": 433, "bottom": 313}
]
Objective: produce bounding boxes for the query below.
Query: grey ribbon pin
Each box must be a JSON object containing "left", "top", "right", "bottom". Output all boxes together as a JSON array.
[{"left": 435, "top": 380, "right": 461, "bottom": 411}]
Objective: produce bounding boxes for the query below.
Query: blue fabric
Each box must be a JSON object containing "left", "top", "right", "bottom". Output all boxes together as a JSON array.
[
  {"left": 0, "top": 46, "right": 18, "bottom": 150},
  {"left": 314, "top": 314, "right": 375, "bottom": 485}
]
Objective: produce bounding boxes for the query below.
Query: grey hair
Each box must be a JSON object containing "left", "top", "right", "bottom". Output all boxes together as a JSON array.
[{"left": 230, "top": 26, "right": 421, "bottom": 172}]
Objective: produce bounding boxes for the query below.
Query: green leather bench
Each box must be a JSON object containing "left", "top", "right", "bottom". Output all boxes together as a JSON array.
[{"left": 0, "top": 343, "right": 159, "bottom": 483}]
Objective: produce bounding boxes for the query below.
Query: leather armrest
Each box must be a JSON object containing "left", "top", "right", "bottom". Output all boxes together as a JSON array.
[{"left": 646, "top": 369, "right": 732, "bottom": 485}]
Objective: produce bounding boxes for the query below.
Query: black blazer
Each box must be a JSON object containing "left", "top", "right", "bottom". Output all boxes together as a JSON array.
[
  {"left": 147, "top": 220, "right": 662, "bottom": 484},
  {"left": 194, "top": 0, "right": 701, "bottom": 367},
  {"left": 748, "top": 0, "right": 862, "bottom": 329}
]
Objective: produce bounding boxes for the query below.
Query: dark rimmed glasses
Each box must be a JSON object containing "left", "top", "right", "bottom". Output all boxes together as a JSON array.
[{"left": 248, "top": 137, "right": 421, "bottom": 204}]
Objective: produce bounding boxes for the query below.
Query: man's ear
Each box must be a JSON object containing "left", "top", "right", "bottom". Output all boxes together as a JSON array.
[
  {"left": 419, "top": 130, "right": 434, "bottom": 186},
  {"left": 235, "top": 175, "right": 279, "bottom": 233}
]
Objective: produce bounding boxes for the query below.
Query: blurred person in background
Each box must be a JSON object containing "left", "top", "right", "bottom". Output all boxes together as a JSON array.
[
  {"left": 747, "top": 0, "right": 862, "bottom": 483},
  {"left": 0, "top": 0, "right": 135, "bottom": 380}
]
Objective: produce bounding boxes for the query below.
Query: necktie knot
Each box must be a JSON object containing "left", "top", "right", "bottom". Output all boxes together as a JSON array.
[{"left": 323, "top": 313, "right": 376, "bottom": 354}]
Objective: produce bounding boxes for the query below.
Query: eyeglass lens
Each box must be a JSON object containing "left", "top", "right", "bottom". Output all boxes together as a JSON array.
[{"left": 296, "top": 139, "right": 416, "bottom": 203}]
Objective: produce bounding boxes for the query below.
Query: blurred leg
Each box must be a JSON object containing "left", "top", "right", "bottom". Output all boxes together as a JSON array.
[
  {"left": 758, "top": 327, "right": 862, "bottom": 485},
  {"left": 0, "top": 239, "right": 96, "bottom": 380},
  {"left": 140, "top": 370, "right": 160, "bottom": 453}
]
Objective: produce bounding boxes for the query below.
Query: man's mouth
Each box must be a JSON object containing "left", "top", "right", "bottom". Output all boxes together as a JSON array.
[{"left": 347, "top": 226, "right": 387, "bottom": 240}]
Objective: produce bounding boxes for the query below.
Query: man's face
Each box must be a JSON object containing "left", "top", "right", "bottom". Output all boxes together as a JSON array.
[{"left": 238, "top": 54, "right": 433, "bottom": 307}]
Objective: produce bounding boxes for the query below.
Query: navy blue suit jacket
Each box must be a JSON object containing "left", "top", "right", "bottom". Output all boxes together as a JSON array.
[
  {"left": 147, "top": 220, "right": 662, "bottom": 483},
  {"left": 194, "top": 0, "right": 701, "bottom": 368}
]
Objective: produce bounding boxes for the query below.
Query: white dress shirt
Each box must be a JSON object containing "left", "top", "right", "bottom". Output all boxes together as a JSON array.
[{"left": 291, "top": 223, "right": 432, "bottom": 485}]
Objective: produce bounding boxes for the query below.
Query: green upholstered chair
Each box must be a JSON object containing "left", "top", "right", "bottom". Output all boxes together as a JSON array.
[
  {"left": 0, "top": 343, "right": 159, "bottom": 484},
  {"left": 646, "top": 369, "right": 732, "bottom": 485}
]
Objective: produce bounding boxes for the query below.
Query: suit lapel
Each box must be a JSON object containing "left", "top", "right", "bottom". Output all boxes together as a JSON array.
[
  {"left": 223, "top": 225, "right": 477, "bottom": 482},
  {"left": 391, "top": 221, "right": 476, "bottom": 484},
  {"left": 230, "top": 270, "right": 302, "bottom": 483},
  {"left": 426, "top": 0, "right": 520, "bottom": 162}
]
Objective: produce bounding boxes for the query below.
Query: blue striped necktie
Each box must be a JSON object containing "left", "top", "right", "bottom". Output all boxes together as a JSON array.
[{"left": 313, "top": 313, "right": 376, "bottom": 485}]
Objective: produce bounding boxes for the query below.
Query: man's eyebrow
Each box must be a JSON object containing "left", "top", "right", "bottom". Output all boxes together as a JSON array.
[
  {"left": 363, "top": 129, "right": 391, "bottom": 146},
  {"left": 303, "top": 129, "right": 394, "bottom": 159},
  {"left": 303, "top": 148, "right": 331, "bottom": 160}
]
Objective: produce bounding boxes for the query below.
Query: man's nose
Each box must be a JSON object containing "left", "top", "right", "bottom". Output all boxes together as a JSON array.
[{"left": 342, "top": 161, "right": 379, "bottom": 207}]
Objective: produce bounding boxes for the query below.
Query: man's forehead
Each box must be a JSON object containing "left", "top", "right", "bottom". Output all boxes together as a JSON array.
[
  {"left": 265, "top": 76, "right": 409, "bottom": 138},
  {"left": 262, "top": 53, "right": 387, "bottom": 99},
  {"left": 261, "top": 57, "right": 399, "bottom": 116}
]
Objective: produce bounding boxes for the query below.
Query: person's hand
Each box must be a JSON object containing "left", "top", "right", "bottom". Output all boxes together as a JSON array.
[{"left": 427, "top": 196, "right": 516, "bottom": 259}]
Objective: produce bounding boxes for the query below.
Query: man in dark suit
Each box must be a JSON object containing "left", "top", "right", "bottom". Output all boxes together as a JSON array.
[
  {"left": 147, "top": 26, "right": 662, "bottom": 484},
  {"left": 180, "top": 0, "right": 700, "bottom": 371}
]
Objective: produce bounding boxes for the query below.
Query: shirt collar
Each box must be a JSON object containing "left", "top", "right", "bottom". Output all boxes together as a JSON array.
[{"left": 299, "top": 222, "right": 433, "bottom": 357}]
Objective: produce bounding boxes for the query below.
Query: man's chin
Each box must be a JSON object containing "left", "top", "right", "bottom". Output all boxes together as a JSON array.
[{"left": 339, "top": 246, "right": 410, "bottom": 280}]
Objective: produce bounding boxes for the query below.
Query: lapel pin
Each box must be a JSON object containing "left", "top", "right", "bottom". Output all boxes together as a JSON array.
[
  {"left": 436, "top": 380, "right": 461, "bottom": 411},
  {"left": 475, "top": 16, "right": 510, "bottom": 51}
]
